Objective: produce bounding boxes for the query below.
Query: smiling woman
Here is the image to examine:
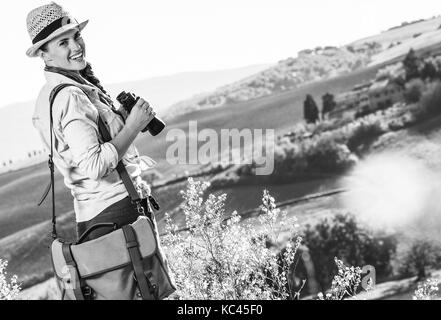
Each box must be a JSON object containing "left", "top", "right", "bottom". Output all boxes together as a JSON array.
[
  {"left": 27, "top": 1, "right": 157, "bottom": 237},
  {"left": 39, "top": 30, "right": 87, "bottom": 70},
  {"left": 24, "top": 2, "right": 174, "bottom": 300}
]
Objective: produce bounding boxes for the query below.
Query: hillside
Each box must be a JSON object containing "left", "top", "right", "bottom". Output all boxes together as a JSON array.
[
  {"left": 166, "top": 17, "right": 441, "bottom": 119},
  {"left": 368, "top": 29, "right": 441, "bottom": 66},
  {"left": 349, "top": 16, "right": 441, "bottom": 51},
  {"left": 166, "top": 47, "right": 373, "bottom": 119},
  {"left": 103, "top": 64, "right": 271, "bottom": 116}
]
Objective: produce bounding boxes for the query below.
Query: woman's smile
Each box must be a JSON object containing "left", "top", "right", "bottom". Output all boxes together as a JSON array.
[{"left": 70, "top": 51, "right": 84, "bottom": 63}]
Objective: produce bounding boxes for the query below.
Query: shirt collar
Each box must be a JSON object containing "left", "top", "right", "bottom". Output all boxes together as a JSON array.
[{"left": 44, "top": 71, "right": 98, "bottom": 97}]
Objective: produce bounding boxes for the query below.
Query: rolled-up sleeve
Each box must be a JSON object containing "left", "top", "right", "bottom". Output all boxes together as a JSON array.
[{"left": 54, "top": 88, "right": 119, "bottom": 180}]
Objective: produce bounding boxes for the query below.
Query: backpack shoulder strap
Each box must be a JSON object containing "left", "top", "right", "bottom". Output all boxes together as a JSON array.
[
  {"left": 44, "top": 84, "right": 85, "bottom": 239},
  {"left": 38, "top": 84, "right": 88, "bottom": 208}
]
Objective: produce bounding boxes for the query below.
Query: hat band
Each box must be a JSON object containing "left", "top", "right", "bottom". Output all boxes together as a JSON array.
[{"left": 32, "top": 16, "right": 78, "bottom": 45}]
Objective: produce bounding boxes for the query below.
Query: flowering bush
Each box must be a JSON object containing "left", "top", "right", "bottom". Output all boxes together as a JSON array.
[
  {"left": 317, "top": 258, "right": 370, "bottom": 300},
  {"left": 0, "top": 259, "right": 21, "bottom": 300},
  {"left": 413, "top": 278, "right": 440, "bottom": 300},
  {"left": 162, "top": 178, "right": 302, "bottom": 300}
]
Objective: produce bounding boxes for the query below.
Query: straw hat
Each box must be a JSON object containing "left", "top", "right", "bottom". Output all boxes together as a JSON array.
[{"left": 26, "top": 2, "right": 88, "bottom": 57}]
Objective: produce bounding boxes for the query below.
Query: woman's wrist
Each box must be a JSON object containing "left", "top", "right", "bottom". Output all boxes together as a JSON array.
[
  {"left": 110, "top": 125, "right": 140, "bottom": 161},
  {"left": 123, "top": 123, "right": 139, "bottom": 139}
]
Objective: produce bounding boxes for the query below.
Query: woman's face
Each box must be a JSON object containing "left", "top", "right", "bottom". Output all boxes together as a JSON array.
[{"left": 41, "top": 28, "right": 87, "bottom": 71}]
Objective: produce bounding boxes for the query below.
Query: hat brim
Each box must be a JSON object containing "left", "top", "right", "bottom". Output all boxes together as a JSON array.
[{"left": 26, "top": 20, "right": 89, "bottom": 58}]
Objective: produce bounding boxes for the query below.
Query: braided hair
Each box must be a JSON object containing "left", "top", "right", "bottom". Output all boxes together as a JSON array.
[
  {"left": 80, "top": 62, "right": 109, "bottom": 95},
  {"left": 79, "top": 63, "right": 115, "bottom": 107}
]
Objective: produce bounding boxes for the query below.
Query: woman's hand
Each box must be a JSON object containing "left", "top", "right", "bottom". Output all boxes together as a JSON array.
[
  {"left": 110, "top": 97, "right": 156, "bottom": 161},
  {"left": 124, "top": 98, "right": 156, "bottom": 135}
]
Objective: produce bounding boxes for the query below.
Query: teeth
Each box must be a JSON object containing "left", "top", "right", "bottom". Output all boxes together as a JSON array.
[{"left": 71, "top": 53, "right": 83, "bottom": 59}]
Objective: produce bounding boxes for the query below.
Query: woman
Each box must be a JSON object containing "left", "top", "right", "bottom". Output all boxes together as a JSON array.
[{"left": 27, "top": 3, "right": 157, "bottom": 241}]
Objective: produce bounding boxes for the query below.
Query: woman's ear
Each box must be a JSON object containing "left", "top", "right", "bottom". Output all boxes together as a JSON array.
[{"left": 39, "top": 49, "right": 52, "bottom": 63}]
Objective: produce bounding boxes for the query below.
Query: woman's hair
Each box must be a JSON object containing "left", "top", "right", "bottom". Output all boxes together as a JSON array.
[{"left": 80, "top": 63, "right": 109, "bottom": 95}]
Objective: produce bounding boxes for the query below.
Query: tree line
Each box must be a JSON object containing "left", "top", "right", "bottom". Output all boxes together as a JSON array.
[{"left": 303, "top": 48, "right": 441, "bottom": 124}]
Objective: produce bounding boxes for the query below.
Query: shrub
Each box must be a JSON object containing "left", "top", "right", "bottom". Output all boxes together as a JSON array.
[
  {"left": 421, "top": 60, "right": 438, "bottom": 80},
  {"left": 346, "top": 121, "right": 385, "bottom": 153},
  {"left": 305, "top": 137, "right": 356, "bottom": 174},
  {"left": 404, "top": 78, "right": 425, "bottom": 104},
  {"left": 162, "top": 179, "right": 302, "bottom": 300},
  {"left": 398, "top": 239, "right": 441, "bottom": 280},
  {"left": 271, "top": 142, "right": 308, "bottom": 178},
  {"left": 301, "top": 213, "right": 397, "bottom": 293},
  {"left": 311, "top": 117, "right": 353, "bottom": 136},
  {"left": 418, "top": 81, "right": 441, "bottom": 118},
  {"left": 317, "top": 258, "right": 373, "bottom": 300},
  {"left": 0, "top": 259, "right": 21, "bottom": 300}
]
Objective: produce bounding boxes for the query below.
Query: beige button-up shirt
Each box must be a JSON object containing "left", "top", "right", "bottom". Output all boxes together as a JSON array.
[{"left": 32, "top": 71, "right": 155, "bottom": 222}]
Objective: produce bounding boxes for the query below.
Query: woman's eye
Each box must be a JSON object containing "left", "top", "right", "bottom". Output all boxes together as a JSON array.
[{"left": 59, "top": 41, "right": 67, "bottom": 46}]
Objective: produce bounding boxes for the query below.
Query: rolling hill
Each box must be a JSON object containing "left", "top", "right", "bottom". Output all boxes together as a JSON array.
[
  {"left": 165, "top": 16, "right": 441, "bottom": 119},
  {"left": 349, "top": 16, "right": 441, "bottom": 51},
  {"left": 165, "top": 47, "right": 373, "bottom": 119}
]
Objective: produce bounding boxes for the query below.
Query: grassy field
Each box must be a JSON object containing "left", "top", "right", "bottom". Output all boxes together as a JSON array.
[
  {"left": 349, "top": 16, "right": 441, "bottom": 49},
  {"left": 369, "top": 30, "right": 441, "bottom": 66}
]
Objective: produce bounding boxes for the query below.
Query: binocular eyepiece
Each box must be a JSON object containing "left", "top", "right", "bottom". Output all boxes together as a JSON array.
[{"left": 116, "top": 91, "right": 165, "bottom": 136}]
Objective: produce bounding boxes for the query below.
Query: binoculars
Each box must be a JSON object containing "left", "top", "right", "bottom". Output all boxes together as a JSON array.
[{"left": 116, "top": 91, "right": 165, "bottom": 136}]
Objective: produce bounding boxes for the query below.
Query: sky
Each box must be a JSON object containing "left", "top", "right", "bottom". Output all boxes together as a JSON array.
[{"left": 1, "top": 0, "right": 440, "bottom": 107}]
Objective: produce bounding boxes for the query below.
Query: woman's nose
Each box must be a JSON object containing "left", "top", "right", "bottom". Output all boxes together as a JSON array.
[{"left": 70, "top": 40, "right": 82, "bottom": 52}]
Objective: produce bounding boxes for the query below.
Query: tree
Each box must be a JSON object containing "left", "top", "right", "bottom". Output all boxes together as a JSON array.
[
  {"left": 399, "top": 240, "right": 441, "bottom": 281},
  {"left": 421, "top": 60, "right": 438, "bottom": 80},
  {"left": 303, "top": 94, "right": 319, "bottom": 123},
  {"left": 403, "top": 49, "right": 422, "bottom": 81},
  {"left": 404, "top": 78, "right": 425, "bottom": 104},
  {"left": 321, "top": 93, "right": 336, "bottom": 119},
  {"left": 300, "top": 214, "right": 396, "bottom": 292}
]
